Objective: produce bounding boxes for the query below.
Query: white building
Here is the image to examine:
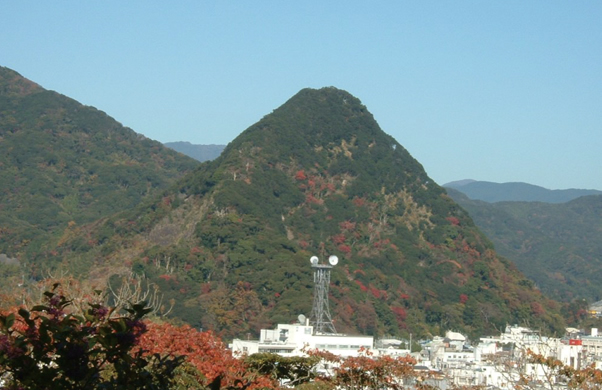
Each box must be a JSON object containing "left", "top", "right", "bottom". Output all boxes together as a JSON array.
[{"left": 231, "top": 322, "right": 374, "bottom": 358}]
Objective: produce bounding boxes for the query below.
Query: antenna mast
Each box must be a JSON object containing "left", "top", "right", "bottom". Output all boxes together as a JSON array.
[{"left": 309, "top": 255, "right": 338, "bottom": 334}]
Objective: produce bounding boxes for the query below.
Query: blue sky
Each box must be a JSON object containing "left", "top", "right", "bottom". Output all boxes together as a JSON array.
[{"left": 1, "top": 2, "right": 601, "bottom": 190}]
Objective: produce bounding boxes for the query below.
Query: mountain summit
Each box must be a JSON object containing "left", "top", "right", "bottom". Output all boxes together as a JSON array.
[{"left": 55, "top": 87, "right": 563, "bottom": 338}]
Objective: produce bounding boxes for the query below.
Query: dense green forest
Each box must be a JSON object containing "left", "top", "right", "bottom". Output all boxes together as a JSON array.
[
  {"left": 0, "top": 66, "right": 198, "bottom": 262},
  {"left": 0, "top": 66, "right": 574, "bottom": 340},
  {"left": 27, "top": 86, "right": 566, "bottom": 340},
  {"left": 447, "top": 188, "right": 602, "bottom": 302}
]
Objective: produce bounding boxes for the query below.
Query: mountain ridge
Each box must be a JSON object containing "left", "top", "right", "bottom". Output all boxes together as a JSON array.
[
  {"left": 444, "top": 180, "right": 602, "bottom": 203},
  {"left": 164, "top": 141, "right": 225, "bottom": 162},
  {"left": 446, "top": 188, "right": 602, "bottom": 302},
  {"left": 49, "top": 87, "right": 565, "bottom": 339},
  {"left": 0, "top": 65, "right": 199, "bottom": 261}
]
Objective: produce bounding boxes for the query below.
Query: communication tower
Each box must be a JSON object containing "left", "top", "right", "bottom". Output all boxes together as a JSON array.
[{"left": 309, "top": 255, "right": 339, "bottom": 334}]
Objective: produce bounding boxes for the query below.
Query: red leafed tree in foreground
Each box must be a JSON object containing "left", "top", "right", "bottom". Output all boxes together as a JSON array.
[
  {"left": 139, "top": 322, "right": 277, "bottom": 389},
  {"left": 309, "top": 347, "right": 422, "bottom": 390}
]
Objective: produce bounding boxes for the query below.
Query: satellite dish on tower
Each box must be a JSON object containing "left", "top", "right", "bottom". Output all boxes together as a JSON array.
[
  {"left": 310, "top": 256, "right": 319, "bottom": 265},
  {"left": 328, "top": 255, "right": 339, "bottom": 266},
  {"left": 298, "top": 314, "right": 306, "bottom": 324}
]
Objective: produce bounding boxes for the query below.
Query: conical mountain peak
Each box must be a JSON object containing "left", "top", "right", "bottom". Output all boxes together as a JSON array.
[
  {"left": 227, "top": 87, "right": 388, "bottom": 163},
  {"left": 205, "top": 87, "right": 429, "bottom": 202},
  {"left": 52, "top": 86, "right": 564, "bottom": 339}
]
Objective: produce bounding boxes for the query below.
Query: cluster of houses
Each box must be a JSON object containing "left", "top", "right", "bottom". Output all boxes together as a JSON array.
[
  {"left": 231, "top": 321, "right": 602, "bottom": 389},
  {"left": 231, "top": 259, "right": 602, "bottom": 388}
]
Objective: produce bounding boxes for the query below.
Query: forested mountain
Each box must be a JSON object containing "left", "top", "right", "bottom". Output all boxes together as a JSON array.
[
  {"left": 48, "top": 87, "right": 565, "bottom": 339},
  {"left": 444, "top": 180, "right": 602, "bottom": 203},
  {"left": 446, "top": 189, "right": 602, "bottom": 302},
  {"left": 164, "top": 141, "right": 225, "bottom": 162},
  {"left": 0, "top": 66, "right": 199, "bottom": 261}
]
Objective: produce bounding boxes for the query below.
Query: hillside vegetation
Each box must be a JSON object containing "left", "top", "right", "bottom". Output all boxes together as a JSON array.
[
  {"left": 44, "top": 87, "right": 566, "bottom": 339},
  {"left": 447, "top": 189, "right": 602, "bottom": 302},
  {"left": 0, "top": 66, "right": 199, "bottom": 263}
]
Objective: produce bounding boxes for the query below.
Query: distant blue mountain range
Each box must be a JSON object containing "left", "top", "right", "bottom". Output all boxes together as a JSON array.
[
  {"left": 164, "top": 142, "right": 225, "bottom": 162},
  {"left": 444, "top": 179, "right": 602, "bottom": 203}
]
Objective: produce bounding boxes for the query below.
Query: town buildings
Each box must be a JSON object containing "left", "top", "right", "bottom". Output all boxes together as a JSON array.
[
  {"left": 232, "top": 323, "right": 602, "bottom": 389},
  {"left": 231, "top": 321, "right": 374, "bottom": 358}
]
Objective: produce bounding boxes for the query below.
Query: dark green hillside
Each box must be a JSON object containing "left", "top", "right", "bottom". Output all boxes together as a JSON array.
[
  {"left": 54, "top": 87, "right": 564, "bottom": 339},
  {"left": 0, "top": 66, "right": 199, "bottom": 261},
  {"left": 447, "top": 189, "right": 602, "bottom": 302}
]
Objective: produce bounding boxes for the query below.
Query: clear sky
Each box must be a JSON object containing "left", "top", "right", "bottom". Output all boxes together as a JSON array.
[{"left": 1, "top": 2, "right": 600, "bottom": 190}]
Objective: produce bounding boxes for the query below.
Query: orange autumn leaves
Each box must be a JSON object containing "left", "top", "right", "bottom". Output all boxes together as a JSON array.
[{"left": 139, "top": 322, "right": 277, "bottom": 389}]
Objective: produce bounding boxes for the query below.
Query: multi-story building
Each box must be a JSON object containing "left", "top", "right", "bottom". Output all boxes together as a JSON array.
[{"left": 231, "top": 322, "right": 374, "bottom": 358}]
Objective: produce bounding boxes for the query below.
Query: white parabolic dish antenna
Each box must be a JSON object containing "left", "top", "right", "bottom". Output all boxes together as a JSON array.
[
  {"left": 310, "top": 256, "right": 319, "bottom": 265},
  {"left": 328, "top": 255, "right": 339, "bottom": 266}
]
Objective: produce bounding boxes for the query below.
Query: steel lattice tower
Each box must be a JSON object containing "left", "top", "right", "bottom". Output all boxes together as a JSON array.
[{"left": 309, "top": 256, "right": 338, "bottom": 334}]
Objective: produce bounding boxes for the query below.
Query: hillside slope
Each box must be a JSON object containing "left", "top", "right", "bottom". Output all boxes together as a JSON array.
[
  {"left": 447, "top": 188, "right": 602, "bottom": 302},
  {"left": 53, "top": 87, "right": 565, "bottom": 339},
  {"left": 0, "top": 66, "right": 199, "bottom": 261}
]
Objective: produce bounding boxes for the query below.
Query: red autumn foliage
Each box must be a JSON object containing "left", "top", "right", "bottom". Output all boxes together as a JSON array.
[
  {"left": 369, "top": 286, "right": 383, "bottom": 299},
  {"left": 531, "top": 301, "right": 545, "bottom": 316},
  {"left": 352, "top": 197, "right": 366, "bottom": 207},
  {"left": 339, "top": 220, "right": 356, "bottom": 231},
  {"left": 309, "top": 347, "right": 418, "bottom": 389},
  {"left": 139, "top": 322, "right": 276, "bottom": 389},
  {"left": 201, "top": 283, "right": 212, "bottom": 294},
  {"left": 338, "top": 244, "right": 352, "bottom": 255},
  {"left": 305, "top": 194, "right": 322, "bottom": 204},
  {"left": 460, "top": 294, "right": 469, "bottom": 304},
  {"left": 354, "top": 280, "right": 368, "bottom": 292},
  {"left": 462, "top": 242, "right": 481, "bottom": 258},
  {"left": 295, "top": 170, "right": 307, "bottom": 181},
  {"left": 446, "top": 216, "right": 460, "bottom": 226},
  {"left": 373, "top": 238, "right": 390, "bottom": 249},
  {"left": 332, "top": 233, "right": 346, "bottom": 245},
  {"left": 391, "top": 306, "right": 407, "bottom": 321}
]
